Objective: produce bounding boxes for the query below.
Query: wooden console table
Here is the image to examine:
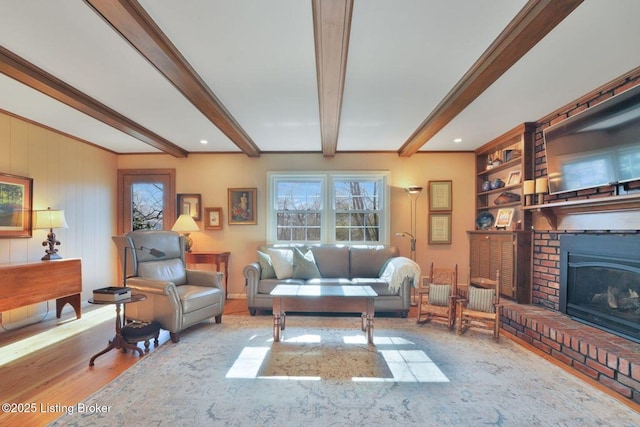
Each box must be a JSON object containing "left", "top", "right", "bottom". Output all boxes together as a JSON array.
[
  {"left": 0, "top": 258, "right": 82, "bottom": 319},
  {"left": 185, "top": 251, "right": 230, "bottom": 299}
]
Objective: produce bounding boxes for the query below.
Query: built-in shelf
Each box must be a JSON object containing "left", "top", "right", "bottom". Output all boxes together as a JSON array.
[{"left": 523, "top": 193, "right": 640, "bottom": 230}]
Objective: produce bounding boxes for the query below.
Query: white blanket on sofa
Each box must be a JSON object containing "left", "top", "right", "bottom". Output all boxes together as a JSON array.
[{"left": 381, "top": 257, "right": 421, "bottom": 292}]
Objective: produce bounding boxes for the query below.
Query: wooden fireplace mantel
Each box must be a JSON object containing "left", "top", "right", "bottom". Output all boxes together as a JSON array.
[
  {"left": 0, "top": 258, "right": 82, "bottom": 319},
  {"left": 523, "top": 193, "right": 640, "bottom": 230}
]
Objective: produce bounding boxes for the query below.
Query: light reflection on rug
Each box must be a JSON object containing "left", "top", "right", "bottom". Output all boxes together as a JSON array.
[{"left": 49, "top": 315, "right": 640, "bottom": 427}]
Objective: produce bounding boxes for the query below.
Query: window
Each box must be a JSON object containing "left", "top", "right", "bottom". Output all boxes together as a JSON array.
[{"left": 268, "top": 172, "right": 389, "bottom": 244}]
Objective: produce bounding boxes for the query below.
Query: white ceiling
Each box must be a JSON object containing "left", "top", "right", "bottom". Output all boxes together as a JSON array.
[{"left": 0, "top": 1, "right": 638, "bottom": 157}]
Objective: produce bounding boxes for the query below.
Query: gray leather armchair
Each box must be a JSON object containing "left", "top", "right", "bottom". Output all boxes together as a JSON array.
[{"left": 112, "top": 230, "right": 225, "bottom": 343}]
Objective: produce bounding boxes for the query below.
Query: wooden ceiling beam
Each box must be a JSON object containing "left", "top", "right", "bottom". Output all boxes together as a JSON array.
[
  {"left": 312, "top": 0, "right": 353, "bottom": 157},
  {"left": 398, "top": 0, "right": 584, "bottom": 157},
  {"left": 85, "top": 0, "right": 261, "bottom": 157},
  {"left": 0, "top": 46, "right": 188, "bottom": 158}
]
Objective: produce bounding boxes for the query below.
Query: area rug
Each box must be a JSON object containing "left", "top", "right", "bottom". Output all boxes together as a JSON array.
[{"left": 50, "top": 315, "right": 640, "bottom": 426}]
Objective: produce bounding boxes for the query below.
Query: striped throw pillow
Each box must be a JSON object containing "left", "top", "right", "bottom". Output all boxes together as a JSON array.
[
  {"left": 468, "top": 286, "right": 495, "bottom": 313},
  {"left": 428, "top": 284, "right": 451, "bottom": 306}
]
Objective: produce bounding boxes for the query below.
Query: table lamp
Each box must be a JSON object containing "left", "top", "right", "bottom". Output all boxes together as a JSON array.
[
  {"left": 33, "top": 207, "right": 69, "bottom": 260},
  {"left": 535, "top": 177, "right": 548, "bottom": 205},
  {"left": 523, "top": 180, "right": 535, "bottom": 206},
  {"left": 171, "top": 214, "right": 199, "bottom": 252}
]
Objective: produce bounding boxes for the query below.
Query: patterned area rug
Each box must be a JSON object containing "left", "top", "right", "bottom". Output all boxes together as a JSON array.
[{"left": 50, "top": 315, "right": 640, "bottom": 426}]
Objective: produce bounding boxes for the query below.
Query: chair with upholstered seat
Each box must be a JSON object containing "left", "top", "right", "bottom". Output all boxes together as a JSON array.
[
  {"left": 112, "top": 230, "right": 225, "bottom": 343},
  {"left": 456, "top": 269, "right": 501, "bottom": 340},
  {"left": 416, "top": 262, "right": 458, "bottom": 329}
]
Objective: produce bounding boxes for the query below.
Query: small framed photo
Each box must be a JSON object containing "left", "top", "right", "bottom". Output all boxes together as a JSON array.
[
  {"left": 428, "top": 213, "right": 451, "bottom": 244},
  {"left": 506, "top": 170, "right": 521, "bottom": 186},
  {"left": 204, "top": 207, "right": 223, "bottom": 230},
  {"left": 428, "top": 180, "right": 452, "bottom": 212},
  {"left": 177, "top": 193, "right": 201, "bottom": 221},
  {"left": 228, "top": 188, "right": 257, "bottom": 225},
  {"left": 0, "top": 172, "right": 33, "bottom": 238},
  {"left": 495, "top": 208, "right": 514, "bottom": 229}
]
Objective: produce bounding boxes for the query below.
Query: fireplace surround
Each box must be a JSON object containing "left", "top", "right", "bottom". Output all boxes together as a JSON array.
[{"left": 560, "top": 234, "right": 640, "bottom": 343}]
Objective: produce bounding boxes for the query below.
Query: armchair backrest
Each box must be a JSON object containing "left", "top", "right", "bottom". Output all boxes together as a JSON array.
[{"left": 112, "top": 230, "right": 187, "bottom": 284}]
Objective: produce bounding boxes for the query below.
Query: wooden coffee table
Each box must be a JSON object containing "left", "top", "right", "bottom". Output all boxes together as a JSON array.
[{"left": 270, "top": 284, "right": 377, "bottom": 344}]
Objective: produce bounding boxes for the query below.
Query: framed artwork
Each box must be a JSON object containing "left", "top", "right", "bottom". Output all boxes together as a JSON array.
[
  {"left": 495, "top": 208, "right": 514, "bottom": 229},
  {"left": 428, "top": 180, "right": 452, "bottom": 212},
  {"left": 177, "top": 193, "right": 201, "bottom": 221},
  {"left": 428, "top": 213, "right": 451, "bottom": 244},
  {"left": 228, "top": 188, "right": 257, "bottom": 225},
  {"left": 0, "top": 172, "right": 33, "bottom": 238},
  {"left": 507, "top": 170, "right": 521, "bottom": 186},
  {"left": 204, "top": 207, "right": 223, "bottom": 230}
]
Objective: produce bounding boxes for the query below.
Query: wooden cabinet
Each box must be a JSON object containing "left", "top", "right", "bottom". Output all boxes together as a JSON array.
[
  {"left": 468, "top": 231, "right": 531, "bottom": 303},
  {"left": 475, "top": 123, "right": 535, "bottom": 231}
]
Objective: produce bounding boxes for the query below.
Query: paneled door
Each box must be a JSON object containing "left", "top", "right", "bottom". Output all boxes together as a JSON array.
[{"left": 117, "top": 169, "right": 176, "bottom": 234}]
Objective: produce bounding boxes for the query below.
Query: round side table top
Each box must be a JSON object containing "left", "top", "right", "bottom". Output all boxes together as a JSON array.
[{"left": 88, "top": 293, "right": 146, "bottom": 305}]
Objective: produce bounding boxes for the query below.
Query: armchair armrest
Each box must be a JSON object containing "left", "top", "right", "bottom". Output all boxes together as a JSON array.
[
  {"left": 126, "top": 277, "right": 178, "bottom": 297},
  {"left": 186, "top": 269, "right": 223, "bottom": 290}
]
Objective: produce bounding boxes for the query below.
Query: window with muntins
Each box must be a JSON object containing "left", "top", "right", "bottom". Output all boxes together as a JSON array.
[{"left": 268, "top": 172, "right": 389, "bottom": 244}]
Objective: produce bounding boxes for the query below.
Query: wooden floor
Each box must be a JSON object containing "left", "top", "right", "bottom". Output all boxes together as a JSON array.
[{"left": 0, "top": 299, "right": 249, "bottom": 425}]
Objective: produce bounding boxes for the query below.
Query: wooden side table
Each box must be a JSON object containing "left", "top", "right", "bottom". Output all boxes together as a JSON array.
[
  {"left": 88, "top": 293, "right": 147, "bottom": 366},
  {"left": 185, "top": 251, "right": 230, "bottom": 299}
]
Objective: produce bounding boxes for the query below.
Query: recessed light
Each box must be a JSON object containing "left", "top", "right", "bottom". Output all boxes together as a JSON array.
[
  {"left": 200, "top": 139, "right": 208, "bottom": 144},
  {"left": 453, "top": 138, "right": 462, "bottom": 143}
]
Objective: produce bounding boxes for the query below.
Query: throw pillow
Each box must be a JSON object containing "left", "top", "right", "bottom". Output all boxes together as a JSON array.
[
  {"left": 292, "top": 247, "right": 321, "bottom": 279},
  {"left": 428, "top": 284, "right": 451, "bottom": 306},
  {"left": 257, "top": 251, "right": 276, "bottom": 279},
  {"left": 467, "top": 286, "right": 495, "bottom": 313},
  {"left": 266, "top": 248, "right": 294, "bottom": 279}
]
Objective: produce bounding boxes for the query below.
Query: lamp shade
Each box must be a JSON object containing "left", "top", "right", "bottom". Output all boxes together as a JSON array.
[
  {"left": 34, "top": 209, "right": 68, "bottom": 229},
  {"left": 405, "top": 186, "right": 423, "bottom": 195},
  {"left": 535, "top": 177, "right": 549, "bottom": 194},
  {"left": 171, "top": 214, "right": 199, "bottom": 232},
  {"left": 523, "top": 180, "right": 536, "bottom": 195}
]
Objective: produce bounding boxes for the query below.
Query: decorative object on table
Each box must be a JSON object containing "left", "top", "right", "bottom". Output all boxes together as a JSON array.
[
  {"left": 506, "top": 170, "right": 521, "bottom": 186},
  {"left": 204, "top": 207, "right": 223, "bottom": 230},
  {"left": 428, "top": 180, "right": 452, "bottom": 211},
  {"left": 495, "top": 208, "right": 515, "bottom": 229},
  {"left": 33, "top": 207, "right": 69, "bottom": 260},
  {"left": 228, "top": 188, "right": 257, "bottom": 225},
  {"left": 490, "top": 178, "right": 505, "bottom": 190},
  {"left": 535, "top": 177, "right": 548, "bottom": 205},
  {"left": 428, "top": 213, "right": 451, "bottom": 244},
  {"left": 172, "top": 213, "right": 200, "bottom": 252},
  {"left": 93, "top": 286, "right": 132, "bottom": 302},
  {"left": 0, "top": 172, "right": 33, "bottom": 238},
  {"left": 397, "top": 185, "right": 422, "bottom": 306},
  {"left": 502, "top": 149, "right": 521, "bottom": 162},
  {"left": 523, "top": 180, "right": 535, "bottom": 206},
  {"left": 475, "top": 211, "right": 494, "bottom": 230},
  {"left": 481, "top": 180, "right": 492, "bottom": 192},
  {"left": 493, "top": 191, "right": 520, "bottom": 205},
  {"left": 176, "top": 193, "right": 201, "bottom": 221}
]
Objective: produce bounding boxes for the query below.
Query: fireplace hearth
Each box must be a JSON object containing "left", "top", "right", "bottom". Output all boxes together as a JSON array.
[{"left": 560, "top": 234, "right": 640, "bottom": 343}]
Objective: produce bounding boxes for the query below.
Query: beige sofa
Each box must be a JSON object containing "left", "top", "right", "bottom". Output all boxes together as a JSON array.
[
  {"left": 113, "top": 231, "right": 225, "bottom": 343},
  {"left": 243, "top": 244, "right": 419, "bottom": 317}
]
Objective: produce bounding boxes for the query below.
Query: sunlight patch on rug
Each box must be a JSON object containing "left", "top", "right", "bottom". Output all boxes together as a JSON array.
[{"left": 225, "top": 330, "right": 449, "bottom": 383}]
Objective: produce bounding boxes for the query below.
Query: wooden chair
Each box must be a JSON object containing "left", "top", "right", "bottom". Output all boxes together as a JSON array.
[
  {"left": 456, "top": 269, "right": 501, "bottom": 340},
  {"left": 416, "top": 263, "right": 458, "bottom": 329}
]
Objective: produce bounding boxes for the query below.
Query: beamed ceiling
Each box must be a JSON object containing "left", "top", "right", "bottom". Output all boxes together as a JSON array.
[{"left": 0, "top": 0, "right": 639, "bottom": 158}]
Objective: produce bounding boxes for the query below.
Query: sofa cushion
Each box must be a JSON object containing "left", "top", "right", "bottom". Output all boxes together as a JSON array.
[
  {"left": 266, "top": 248, "right": 294, "bottom": 279},
  {"left": 257, "top": 251, "right": 276, "bottom": 279},
  {"left": 292, "top": 248, "right": 321, "bottom": 279},
  {"left": 350, "top": 245, "right": 399, "bottom": 278},
  {"left": 306, "top": 278, "right": 353, "bottom": 286},
  {"left": 138, "top": 258, "right": 187, "bottom": 286},
  {"left": 310, "top": 245, "right": 350, "bottom": 278},
  {"left": 351, "top": 278, "right": 396, "bottom": 296},
  {"left": 428, "top": 284, "right": 451, "bottom": 306},
  {"left": 468, "top": 286, "right": 495, "bottom": 313}
]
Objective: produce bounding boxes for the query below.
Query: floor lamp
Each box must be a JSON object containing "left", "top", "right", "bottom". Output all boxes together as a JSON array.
[{"left": 396, "top": 185, "right": 423, "bottom": 306}]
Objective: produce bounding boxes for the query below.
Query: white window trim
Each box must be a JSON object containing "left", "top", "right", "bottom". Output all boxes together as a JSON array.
[{"left": 267, "top": 171, "right": 390, "bottom": 244}]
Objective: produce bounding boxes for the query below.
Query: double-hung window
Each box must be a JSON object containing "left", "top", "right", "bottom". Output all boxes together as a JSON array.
[{"left": 267, "top": 172, "right": 389, "bottom": 244}]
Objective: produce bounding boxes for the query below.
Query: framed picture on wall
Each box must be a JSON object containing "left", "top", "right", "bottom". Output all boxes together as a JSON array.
[
  {"left": 495, "top": 208, "right": 514, "bottom": 229},
  {"left": 428, "top": 213, "right": 451, "bottom": 244},
  {"left": 177, "top": 193, "right": 201, "bottom": 221},
  {"left": 228, "top": 188, "right": 257, "bottom": 225},
  {"left": 428, "top": 180, "right": 452, "bottom": 212},
  {"left": 0, "top": 172, "right": 33, "bottom": 238},
  {"left": 204, "top": 207, "right": 223, "bottom": 230}
]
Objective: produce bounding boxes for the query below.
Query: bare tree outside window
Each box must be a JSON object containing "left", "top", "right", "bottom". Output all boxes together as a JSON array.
[
  {"left": 334, "top": 180, "right": 380, "bottom": 242},
  {"left": 132, "top": 182, "right": 164, "bottom": 230}
]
